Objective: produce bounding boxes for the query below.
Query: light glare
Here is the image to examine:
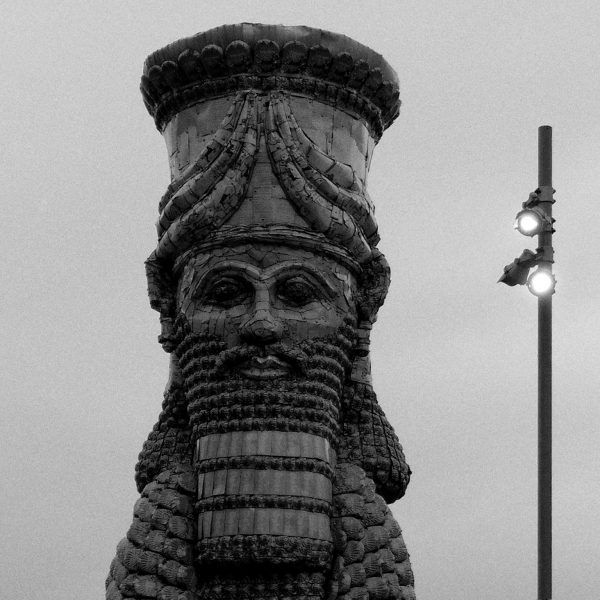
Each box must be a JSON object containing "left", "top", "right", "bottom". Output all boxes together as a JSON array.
[
  {"left": 515, "top": 211, "right": 541, "bottom": 235},
  {"left": 528, "top": 270, "right": 555, "bottom": 296}
]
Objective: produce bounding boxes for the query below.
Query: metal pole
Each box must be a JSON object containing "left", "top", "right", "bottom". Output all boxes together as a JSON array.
[{"left": 537, "top": 125, "right": 553, "bottom": 600}]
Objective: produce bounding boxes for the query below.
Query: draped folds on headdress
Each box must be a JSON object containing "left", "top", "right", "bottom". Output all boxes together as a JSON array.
[
  {"left": 156, "top": 92, "right": 249, "bottom": 230},
  {"left": 267, "top": 92, "right": 379, "bottom": 246},
  {"left": 154, "top": 91, "right": 260, "bottom": 260},
  {"left": 145, "top": 90, "right": 386, "bottom": 321}
]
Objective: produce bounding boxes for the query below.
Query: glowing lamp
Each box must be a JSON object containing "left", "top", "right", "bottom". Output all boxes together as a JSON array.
[
  {"left": 527, "top": 269, "right": 556, "bottom": 296},
  {"left": 514, "top": 209, "right": 543, "bottom": 236}
]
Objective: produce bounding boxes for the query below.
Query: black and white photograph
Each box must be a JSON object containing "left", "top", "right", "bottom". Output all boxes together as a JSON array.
[{"left": 3, "top": 2, "right": 599, "bottom": 599}]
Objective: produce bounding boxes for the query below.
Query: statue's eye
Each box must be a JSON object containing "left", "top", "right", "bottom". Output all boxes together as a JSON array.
[
  {"left": 202, "top": 277, "right": 249, "bottom": 307},
  {"left": 277, "top": 277, "right": 320, "bottom": 306}
]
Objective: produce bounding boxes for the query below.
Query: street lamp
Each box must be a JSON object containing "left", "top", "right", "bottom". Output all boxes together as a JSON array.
[
  {"left": 514, "top": 206, "right": 553, "bottom": 237},
  {"left": 499, "top": 125, "right": 555, "bottom": 600},
  {"left": 528, "top": 268, "right": 556, "bottom": 297},
  {"left": 500, "top": 187, "right": 556, "bottom": 294},
  {"left": 515, "top": 209, "right": 543, "bottom": 235}
]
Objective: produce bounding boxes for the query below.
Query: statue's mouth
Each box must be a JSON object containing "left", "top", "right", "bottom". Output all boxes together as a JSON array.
[
  {"left": 215, "top": 344, "right": 308, "bottom": 377},
  {"left": 237, "top": 355, "right": 292, "bottom": 379}
]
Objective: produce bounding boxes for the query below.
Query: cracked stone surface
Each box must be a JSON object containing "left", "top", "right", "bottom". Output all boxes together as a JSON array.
[{"left": 107, "top": 23, "right": 414, "bottom": 600}]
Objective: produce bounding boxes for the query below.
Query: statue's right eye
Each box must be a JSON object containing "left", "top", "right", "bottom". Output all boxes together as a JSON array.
[{"left": 201, "top": 277, "right": 249, "bottom": 307}]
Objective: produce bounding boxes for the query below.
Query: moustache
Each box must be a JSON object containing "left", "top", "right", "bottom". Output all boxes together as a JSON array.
[{"left": 214, "top": 342, "right": 309, "bottom": 376}]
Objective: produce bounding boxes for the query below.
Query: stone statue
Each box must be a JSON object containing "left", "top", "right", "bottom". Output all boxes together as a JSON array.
[{"left": 106, "top": 24, "right": 415, "bottom": 600}]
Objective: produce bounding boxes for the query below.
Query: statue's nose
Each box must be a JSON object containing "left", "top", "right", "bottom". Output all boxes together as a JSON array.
[{"left": 239, "top": 306, "right": 284, "bottom": 344}]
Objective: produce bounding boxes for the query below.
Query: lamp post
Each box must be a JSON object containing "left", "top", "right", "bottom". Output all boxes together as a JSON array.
[
  {"left": 537, "top": 125, "right": 553, "bottom": 600},
  {"left": 499, "top": 125, "right": 554, "bottom": 600}
]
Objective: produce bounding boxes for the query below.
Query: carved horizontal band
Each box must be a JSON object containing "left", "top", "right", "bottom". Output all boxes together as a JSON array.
[
  {"left": 172, "top": 226, "right": 362, "bottom": 276},
  {"left": 195, "top": 571, "right": 326, "bottom": 600},
  {"left": 197, "top": 513, "right": 333, "bottom": 545},
  {"left": 192, "top": 418, "right": 339, "bottom": 443},
  {"left": 194, "top": 456, "right": 334, "bottom": 478},
  {"left": 198, "top": 509, "right": 332, "bottom": 540},
  {"left": 196, "top": 431, "right": 333, "bottom": 462},
  {"left": 198, "top": 470, "right": 332, "bottom": 501},
  {"left": 196, "top": 495, "right": 331, "bottom": 515},
  {"left": 188, "top": 387, "right": 338, "bottom": 414},
  {"left": 190, "top": 406, "right": 340, "bottom": 439},
  {"left": 196, "top": 534, "right": 333, "bottom": 567},
  {"left": 184, "top": 369, "right": 345, "bottom": 399}
]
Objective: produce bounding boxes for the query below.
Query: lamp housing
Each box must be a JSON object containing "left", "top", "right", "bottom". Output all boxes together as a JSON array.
[
  {"left": 498, "top": 249, "right": 539, "bottom": 286},
  {"left": 527, "top": 269, "right": 556, "bottom": 296},
  {"left": 514, "top": 207, "right": 553, "bottom": 237}
]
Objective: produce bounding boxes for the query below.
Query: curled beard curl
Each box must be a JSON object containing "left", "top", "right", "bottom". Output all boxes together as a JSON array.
[
  {"left": 337, "top": 382, "right": 411, "bottom": 504},
  {"left": 134, "top": 361, "right": 193, "bottom": 493}
]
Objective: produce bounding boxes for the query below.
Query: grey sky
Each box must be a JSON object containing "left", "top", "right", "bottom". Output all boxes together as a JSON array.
[{"left": 2, "top": 1, "right": 599, "bottom": 598}]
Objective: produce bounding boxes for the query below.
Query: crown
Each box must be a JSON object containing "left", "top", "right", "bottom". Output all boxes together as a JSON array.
[{"left": 141, "top": 23, "right": 401, "bottom": 139}]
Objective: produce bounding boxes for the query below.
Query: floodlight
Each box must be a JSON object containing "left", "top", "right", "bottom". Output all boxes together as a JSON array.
[
  {"left": 498, "top": 260, "right": 531, "bottom": 286},
  {"left": 527, "top": 269, "right": 556, "bottom": 296},
  {"left": 514, "top": 209, "right": 543, "bottom": 236},
  {"left": 514, "top": 205, "right": 555, "bottom": 237},
  {"left": 498, "top": 249, "right": 538, "bottom": 286}
]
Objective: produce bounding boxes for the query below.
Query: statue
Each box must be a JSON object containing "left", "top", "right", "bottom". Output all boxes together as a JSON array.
[{"left": 106, "top": 24, "right": 415, "bottom": 600}]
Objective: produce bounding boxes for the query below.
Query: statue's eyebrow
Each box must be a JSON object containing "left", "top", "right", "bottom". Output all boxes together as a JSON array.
[
  {"left": 192, "top": 261, "right": 263, "bottom": 288},
  {"left": 188, "top": 260, "right": 340, "bottom": 299},
  {"left": 262, "top": 262, "right": 338, "bottom": 297}
]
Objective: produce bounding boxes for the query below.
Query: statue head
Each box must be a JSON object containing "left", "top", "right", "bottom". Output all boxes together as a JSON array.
[{"left": 136, "top": 22, "right": 409, "bottom": 575}]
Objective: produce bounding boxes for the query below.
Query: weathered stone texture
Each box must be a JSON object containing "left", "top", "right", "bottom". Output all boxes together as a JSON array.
[{"left": 107, "top": 23, "right": 414, "bottom": 600}]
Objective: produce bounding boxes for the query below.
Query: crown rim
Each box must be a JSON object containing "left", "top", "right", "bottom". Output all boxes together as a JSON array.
[{"left": 141, "top": 23, "right": 401, "bottom": 136}]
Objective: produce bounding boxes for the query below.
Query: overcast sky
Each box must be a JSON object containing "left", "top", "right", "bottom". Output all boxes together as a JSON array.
[{"left": 3, "top": 1, "right": 600, "bottom": 599}]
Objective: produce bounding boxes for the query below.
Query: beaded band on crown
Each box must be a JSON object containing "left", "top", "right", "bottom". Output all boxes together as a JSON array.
[
  {"left": 172, "top": 226, "right": 362, "bottom": 277},
  {"left": 141, "top": 23, "right": 401, "bottom": 139}
]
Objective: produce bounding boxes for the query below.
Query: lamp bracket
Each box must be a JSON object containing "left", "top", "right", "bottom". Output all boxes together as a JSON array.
[
  {"left": 524, "top": 187, "right": 555, "bottom": 208},
  {"left": 536, "top": 245, "right": 555, "bottom": 264}
]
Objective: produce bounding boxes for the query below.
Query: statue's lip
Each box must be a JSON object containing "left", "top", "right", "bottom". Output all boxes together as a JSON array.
[{"left": 238, "top": 355, "right": 292, "bottom": 379}]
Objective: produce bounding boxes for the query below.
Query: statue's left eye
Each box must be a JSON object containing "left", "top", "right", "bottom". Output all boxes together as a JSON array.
[
  {"left": 277, "top": 277, "right": 319, "bottom": 306},
  {"left": 203, "top": 277, "right": 249, "bottom": 306}
]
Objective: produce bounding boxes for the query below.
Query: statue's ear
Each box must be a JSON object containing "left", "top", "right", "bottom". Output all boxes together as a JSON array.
[
  {"left": 352, "top": 249, "right": 391, "bottom": 359},
  {"left": 145, "top": 252, "right": 178, "bottom": 352},
  {"left": 355, "top": 248, "right": 391, "bottom": 325}
]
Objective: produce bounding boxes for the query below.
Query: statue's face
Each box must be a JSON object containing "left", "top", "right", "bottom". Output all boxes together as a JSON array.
[
  {"left": 177, "top": 243, "right": 357, "bottom": 377},
  {"left": 175, "top": 243, "right": 357, "bottom": 566}
]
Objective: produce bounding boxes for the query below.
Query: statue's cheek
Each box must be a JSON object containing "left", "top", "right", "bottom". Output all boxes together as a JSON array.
[{"left": 276, "top": 303, "right": 347, "bottom": 342}]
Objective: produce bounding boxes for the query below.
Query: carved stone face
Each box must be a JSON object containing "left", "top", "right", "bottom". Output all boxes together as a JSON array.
[
  {"left": 177, "top": 243, "right": 358, "bottom": 373},
  {"left": 173, "top": 242, "right": 358, "bottom": 569}
]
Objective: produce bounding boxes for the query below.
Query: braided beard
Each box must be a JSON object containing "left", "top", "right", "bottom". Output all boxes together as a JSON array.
[{"left": 175, "top": 321, "right": 354, "bottom": 579}]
